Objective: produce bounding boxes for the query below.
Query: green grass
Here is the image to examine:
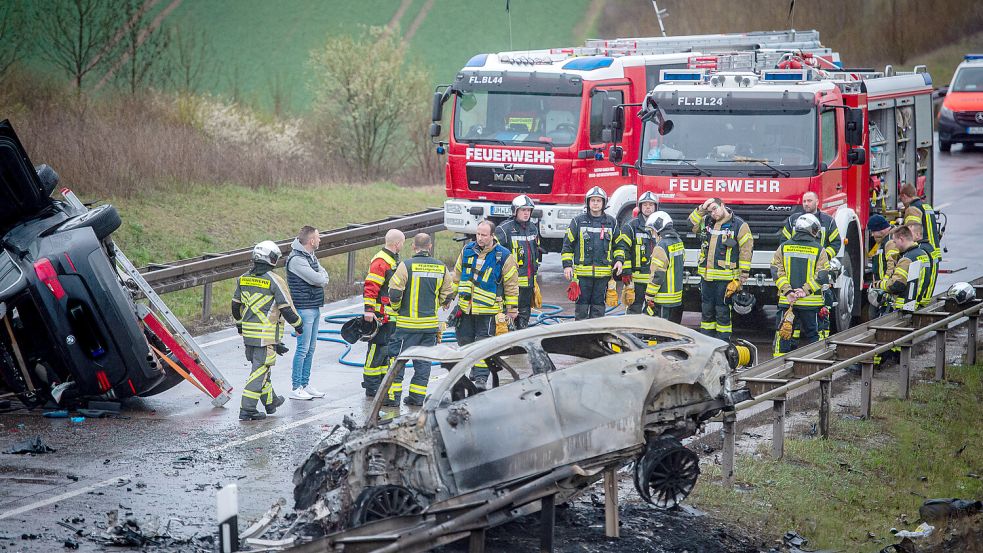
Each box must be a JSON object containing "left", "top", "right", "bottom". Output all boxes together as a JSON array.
[
  {"left": 107, "top": 181, "right": 448, "bottom": 324},
  {"left": 907, "top": 30, "right": 983, "bottom": 87},
  {"left": 690, "top": 365, "right": 983, "bottom": 549}
]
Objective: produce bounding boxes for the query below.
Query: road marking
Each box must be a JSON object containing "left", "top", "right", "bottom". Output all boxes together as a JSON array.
[
  {"left": 0, "top": 475, "right": 132, "bottom": 520},
  {"left": 200, "top": 334, "right": 239, "bottom": 348},
  {"left": 212, "top": 406, "right": 349, "bottom": 452}
]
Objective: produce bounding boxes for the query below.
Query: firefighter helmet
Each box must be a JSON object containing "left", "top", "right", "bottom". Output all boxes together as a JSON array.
[
  {"left": 645, "top": 211, "right": 674, "bottom": 234},
  {"left": 793, "top": 213, "right": 821, "bottom": 238},
  {"left": 637, "top": 191, "right": 659, "bottom": 209},
  {"left": 511, "top": 194, "right": 535, "bottom": 214},
  {"left": 584, "top": 186, "right": 608, "bottom": 210},
  {"left": 731, "top": 290, "right": 756, "bottom": 315},
  {"left": 946, "top": 282, "right": 976, "bottom": 305},
  {"left": 251, "top": 240, "right": 282, "bottom": 265},
  {"left": 340, "top": 317, "right": 380, "bottom": 344}
]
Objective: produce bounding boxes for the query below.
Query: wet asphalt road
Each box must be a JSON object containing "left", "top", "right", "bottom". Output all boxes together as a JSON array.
[{"left": 0, "top": 145, "right": 980, "bottom": 552}]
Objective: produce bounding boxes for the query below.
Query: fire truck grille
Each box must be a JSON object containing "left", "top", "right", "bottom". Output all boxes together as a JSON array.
[
  {"left": 658, "top": 203, "right": 792, "bottom": 252},
  {"left": 466, "top": 164, "right": 554, "bottom": 194}
]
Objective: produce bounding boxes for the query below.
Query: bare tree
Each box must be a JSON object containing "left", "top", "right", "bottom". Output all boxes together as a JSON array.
[
  {"left": 169, "top": 24, "right": 213, "bottom": 94},
  {"left": 106, "top": 0, "right": 171, "bottom": 94},
  {"left": 34, "top": 0, "right": 123, "bottom": 90},
  {"left": 309, "top": 26, "right": 431, "bottom": 180},
  {"left": 268, "top": 69, "right": 291, "bottom": 117},
  {"left": 0, "top": 2, "right": 29, "bottom": 79}
]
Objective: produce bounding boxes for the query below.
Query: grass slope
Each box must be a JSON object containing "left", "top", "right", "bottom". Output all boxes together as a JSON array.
[{"left": 692, "top": 365, "right": 983, "bottom": 550}]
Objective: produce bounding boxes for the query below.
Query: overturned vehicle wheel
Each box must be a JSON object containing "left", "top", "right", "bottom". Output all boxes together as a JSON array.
[
  {"left": 349, "top": 485, "right": 424, "bottom": 527},
  {"left": 634, "top": 436, "right": 700, "bottom": 509}
]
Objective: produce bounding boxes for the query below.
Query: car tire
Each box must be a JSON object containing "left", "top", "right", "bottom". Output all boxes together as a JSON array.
[
  {"left": 939, "top": 140, "right": 951, "bottom": 153},
  {"left": 349, "top": 485, "right": 424, "bottom": 527},
  {"left": 57, "top": 204, "right": 122, "bottom": 239}
]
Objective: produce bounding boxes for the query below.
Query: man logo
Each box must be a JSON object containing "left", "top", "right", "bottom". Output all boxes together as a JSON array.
[
  {"left": 766, "top": 205, "right": 793, "bottom": 212},
  {"left": 494, "top": 165, "right": 524, "bottom": 183}
]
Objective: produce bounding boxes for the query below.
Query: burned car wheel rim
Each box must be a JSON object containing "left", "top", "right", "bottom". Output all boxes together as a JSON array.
[
  {"left": 350, "top": 485, "right": 423, "bottom": 527},
  {"left": 634, "top": 441, "right": 700, "bottom": 509}
]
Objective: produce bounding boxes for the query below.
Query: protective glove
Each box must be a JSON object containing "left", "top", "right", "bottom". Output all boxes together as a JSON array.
[
  {"left": 494, "top": 312, "right": 509, "bottom": 336},
  {"left": 622, "top": 285, "right": 635, "bottom": 307},
  {"left": 567, "top": 278, "right": 581, "bottom": 302},
  {"left": 818, "top": 306, "right": 830, "bottom": 320},
  {"left": 295, "top": 325, "right": 304, "bottom": 335},
  {"left": 778, "top": 307, "right": 796, "bottom": 341},
  {"left": 236, "top": 323, "right": 242, "bottom": 335},
  {"left": 605, "top": 278, "right": 619, "bottom": 307},
  {"left": 621, "top": 273, "right": 632, "bottom": 285},
  {"left": 274, "top": 343, "right": 290, "bottom": 356},
  {"left": 725, "top": 279, "right": 742, "bottom": 300},
  {"left": 532, "top": 278, "right": 543, "bottom": 309}
]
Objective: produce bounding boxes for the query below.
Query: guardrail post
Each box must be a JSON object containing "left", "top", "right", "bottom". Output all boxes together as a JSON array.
[
  {"left": 722, "top": 412, "right": 736, "bottom": 488},
  {"left": 201, "top": 282, "right": 213, "bottom": 321},
  {"left": 603, "top": 468, "right": 619, "bottom": 538},
  {"left": 966, "top": 314, "right": 978, "bottom": 365},
  {"left": 861, "top": 361, "right": 874, "bottom": 419},
  {"left": 771, "top": 397, "right": 785, "bottom": 459},
  {"left": 819, "top": 378, "right": 831, "bottom": 439},
  {"left": 899, "top": 345, "right": 912, "bottom": 399},
  {"left": 468, "top": 528, "right": 486, "bottom": 553},
  {"left": 346, "top": 250, "right": 357, "bottom": 286},
  {"left": 540, "top": 494, "right": 555, "bottom": 553},
  {"left": 935, "top": 329, "right": 947, "bottom": 380}
]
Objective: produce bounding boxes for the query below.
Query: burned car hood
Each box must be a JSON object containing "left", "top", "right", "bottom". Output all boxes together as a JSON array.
[{"left": 0, "top": 121, "right": 54, "bottom": 235}]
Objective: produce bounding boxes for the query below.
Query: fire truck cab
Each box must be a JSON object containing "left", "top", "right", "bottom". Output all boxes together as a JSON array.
[{"left": 623, "top": 59, "right": 936, "bottom": 331}]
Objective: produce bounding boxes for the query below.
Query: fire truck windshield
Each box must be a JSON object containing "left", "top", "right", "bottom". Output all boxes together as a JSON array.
[
  {"left": 640, "top": 110, "right": 817, "bottom": 173},
  {"left": 454, "top": 91, "right": 582, "bottom": 147}
]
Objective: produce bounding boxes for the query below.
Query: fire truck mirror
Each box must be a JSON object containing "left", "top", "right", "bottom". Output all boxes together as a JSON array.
[
  {"left": 844, "top": 107, "right": 864, "bottom": 146},
  {"left": 608, "top": 145, "right": 624, "bottom": 164},
  {"left": 431, "top": 91, "right": 444, "bottom": 122},
  {"left": 659, "top": 119, "right": 674, "bottom": 136},
  {"left": 429, "top": 123, "right": 442, "bottom": 138},
  {"left": 847, "top": 147, "right": 866, "bottom": 166}
]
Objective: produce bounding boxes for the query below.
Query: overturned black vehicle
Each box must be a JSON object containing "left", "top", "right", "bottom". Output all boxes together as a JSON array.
[
  {"left": 292, "top": 316, "right": 754, "bottom": 551},
  {"left": 0, "top": 121, "right": 184, "bottom": 407}
]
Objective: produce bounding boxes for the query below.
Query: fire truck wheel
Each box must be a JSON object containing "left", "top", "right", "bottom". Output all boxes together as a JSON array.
[{"left": 832, "top": 248, "right": 856, "bottom": 333}]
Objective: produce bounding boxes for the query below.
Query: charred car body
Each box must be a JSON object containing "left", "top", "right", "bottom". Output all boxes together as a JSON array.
[
  {"left": 293, "top": 316, "right": 753, "bottom": 549},
  {"left": 0, "top": 121, "right": 183, "bottom": 407}
]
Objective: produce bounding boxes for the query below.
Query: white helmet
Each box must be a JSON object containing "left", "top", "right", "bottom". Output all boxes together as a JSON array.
[
  {"left": 637, "top": 191, "right": 659, "bottom": 209},
  {"left": 946, "top": 282, "right": 976, "bottom": 305},
  {"left": 584, "top": 186, "right": 608, "bottom": 210},
  {"left": 645, "top": 211, "right": 674, "bottom": 234},
  {"left": 511, "top": 194, "right": 535, "bottom": 214},
  {"left": 793, "top": 213, "right": 821, "bottom": 238},
  {"left": 252, "top": 240, "right": 282, "bottom": 265}
]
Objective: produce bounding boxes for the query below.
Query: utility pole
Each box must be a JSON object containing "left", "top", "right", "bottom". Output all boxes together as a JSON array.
[{"left": 651, "top": 1, "right": 668, "bottom": 37}]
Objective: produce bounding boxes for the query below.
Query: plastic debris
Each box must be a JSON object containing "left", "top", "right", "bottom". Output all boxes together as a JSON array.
[
  {"left": 43, "top": 410, "right": 70, "bottom": 418},
  {"left": 4, "top": 435, "right": 56, "bottom": 454},
  {"left": 890, "top": 522, "right": 934, "bottom": 538},
  {"left": 70, "top": 416, "right": 85, "bottom": 423}
]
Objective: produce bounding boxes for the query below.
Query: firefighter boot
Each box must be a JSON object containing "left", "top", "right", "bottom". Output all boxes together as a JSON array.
[
  {"left": 239, "top": 409, "right": 267, "bottom": 421},
  {"left": 264, "top": 394, "right": 286, "bottom": 414}
]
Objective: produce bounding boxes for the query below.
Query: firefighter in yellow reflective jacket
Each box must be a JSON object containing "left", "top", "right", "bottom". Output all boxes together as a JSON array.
[
  {"left": 643, "top": 211, "right": 685, "bottom": 324},
  {"left": 689, "top": 198, "right": 753, "bottom": 341},
  {"left": 781, "top": 192, "right": 841, "bottom": 339},
  {"left": 453, "top": 220, "right": 519, "bottom": 386},
  {"left": 384, "top": 233, "right": 455, "bottom": 406},
  {"left": 771, "top": 214, "right": 831, "bottom": 356},
  {"left": 232, "top": 241, "right": 303, "bottom": 421},
  {"left": 866, "top": 215, "right": 899, "bottom": 318},
  {"left": 899, "top": 184, "right": 941, "bottom": 303},
  {"left": 562, "top": 186, "right": 621, "bottom": 320},
  {"left": 872, "top": 225, "right": 926, "bottom": 313},
  {"left": 905, "top": 223, "right": 937, "bottom": 308},
  {"left": 360, "top": 230, "right": 404, "bottom": 397},
  {"left": 615, "top": 191, "right": 659, "bottom": 314}
]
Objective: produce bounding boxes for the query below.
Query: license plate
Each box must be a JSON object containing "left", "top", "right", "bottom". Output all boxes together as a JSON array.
[
  {"left": 490, "top": 205, "right": 512, "bottom": 216},
  {"left": 969, "top": 127, "right": 983, "bottom": 135}
]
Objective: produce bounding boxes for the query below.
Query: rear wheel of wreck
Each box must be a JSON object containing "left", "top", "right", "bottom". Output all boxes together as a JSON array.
[
  {"left": 349, "top": 485, "right": 424, "bottom": 527},
  {"left": 634, "top": 437, "right": 700, "bottom": 509}
]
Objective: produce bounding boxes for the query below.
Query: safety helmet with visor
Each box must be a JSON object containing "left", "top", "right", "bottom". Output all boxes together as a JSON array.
[
  {"left": 252, "top": 240, "right": 282, "bottom": 265},
  {"left": 511, "top": 194, "right": 535, "bottom": 214},
  {"left": 731, "top": 290, "right": 756, "bottom": 315},
  {"left": 645, "top": 211, "right": 674, "bottom": 235},
  {"left": 584, "top": 186, "right": 608, "bottom": 210},
  {"left": 793, "top": 213, "right": 821, "bottom": 238}
]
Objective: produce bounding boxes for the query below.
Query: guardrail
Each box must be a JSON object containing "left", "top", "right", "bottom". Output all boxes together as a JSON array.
[
  {"left": 136, "top": 208, "right": 446, "bottom": 319},
  {"left": 716, "top": 278, "right": 983, "bottom": 486}
]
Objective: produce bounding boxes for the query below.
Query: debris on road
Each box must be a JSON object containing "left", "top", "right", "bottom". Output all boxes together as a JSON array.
[{"left": 4, "top": 434, "right": 56, "bottom": 454}]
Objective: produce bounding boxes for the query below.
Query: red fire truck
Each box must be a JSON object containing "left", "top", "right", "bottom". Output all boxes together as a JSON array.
[
  {"left": 620, "top": 56, "right": 936, "bottom": 330},
  {"left": 430, "top": 30, "right": 834, "bottom": 253}
]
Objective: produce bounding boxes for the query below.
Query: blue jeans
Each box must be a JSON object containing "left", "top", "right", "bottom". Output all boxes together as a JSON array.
[{"left": 291, "top": 308, "right": 320, "bottom": 389}]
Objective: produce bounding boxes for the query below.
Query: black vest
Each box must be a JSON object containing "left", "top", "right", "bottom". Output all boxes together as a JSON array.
[{"left": 286, "top": 250, "right": 324, "bottom": 310}]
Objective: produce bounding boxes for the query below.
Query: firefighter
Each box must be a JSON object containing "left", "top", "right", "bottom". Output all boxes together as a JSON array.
[
  {"left": 688, "top": 198, "right": 753, "bottom": 341},
  {"left": 453, "top": 220, "right": 519, "bottom": 386},
  {"left": 781, "top": 191, "right": 841, "bottom": 339},
  {"left": 899, "top": 184, "right": 941, "bottom": 301},
  {"left": 562, "top": 186, "right": 621, "bottom": 320},
  {"left": 866, "top": 214, "right": 899, "bottom": 318},
  {"left": 643, "top": 210, "right": 684, "bottom": 324},
  {"left": 616, "top": 191, "right": 659, "bottom": 314},
  {"left": 384, "top": 233, "right": 455, "bottom": 406},
  {"left": 872, "top": 225, "right": 926, "bottom": 313},
  {"left": 905, "top": 223, "right": 937, "bottom": 308},
  {"left": 360, "top": 229, "right": 404, "bottom": 397},
  {"left": 494, "top": 195, "right": 541, "bottom": 329},
  {"left": 771, "top": 214, "right": 831, "bottom": 357},
  {"left": 232, "top": 241, "right": 303, "bottom": 421}
]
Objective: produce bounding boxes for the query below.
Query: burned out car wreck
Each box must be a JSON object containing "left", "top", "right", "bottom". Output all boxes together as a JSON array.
[{"left": 292, "top": 315, "right": 753, "bottom": 551}]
